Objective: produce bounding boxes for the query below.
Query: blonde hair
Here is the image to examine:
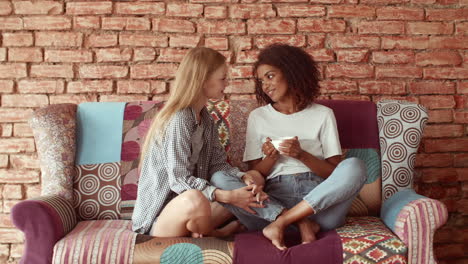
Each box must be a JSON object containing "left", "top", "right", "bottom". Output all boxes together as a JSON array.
[{"left": 140, "top": 47, "right": 226, "bottom": 163}]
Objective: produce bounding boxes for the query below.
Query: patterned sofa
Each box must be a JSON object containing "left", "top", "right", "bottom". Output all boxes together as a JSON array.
[{"left": 11, "top": 99, "right": 447, "bottom": 264}]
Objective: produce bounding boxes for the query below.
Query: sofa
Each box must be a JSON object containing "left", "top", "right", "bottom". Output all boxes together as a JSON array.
[{"left": 11, "top": 99, "right": 447, "bottom": 264}]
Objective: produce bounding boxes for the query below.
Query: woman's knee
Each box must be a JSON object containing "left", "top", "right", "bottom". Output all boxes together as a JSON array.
[
  {"left": 210, "top": 171, "right": 238, "bottom": 189},
  {"left": 340, "top": 157, "right": 367, "bottom": 183}
]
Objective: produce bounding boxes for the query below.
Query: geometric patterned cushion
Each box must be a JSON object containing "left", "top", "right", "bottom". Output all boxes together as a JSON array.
[
  {"left": 337, "top": 216, "right": 407, "bottom": 264},
  {"left": 52, "top": 220, "right": 136, "bottom": 264},
  {"left": 73, "top": 163, "right": 121, "bottom": 220},
  {"left": 377, "top": 100, "right": 428, "bottom": 201}
]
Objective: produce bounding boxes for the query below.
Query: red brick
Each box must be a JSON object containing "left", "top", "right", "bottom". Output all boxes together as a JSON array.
[
  {"left": 8, "top": 48, "right": 42, "bottom": 62},
  {"left": 454, "top": 111, "right": 468, "bottom": 123},
  {"left": 18, "top": 80, "right": 64, "bottom": 94},
  {"left": 25, "top": 184, "right": 41, "bottom": 199},
  {"left": 336, "top": 49, "right": 369, "bottom": 63},
  {"left": 424, "top": 124, "right": 464, "bottom": 138},
  {"left": 73, "top": 16, "right": 100, "bottom": 29},
  {"left": 79, "top": 65, "right": 128, "bottom": 79},
  {"left": 169, "top": 35, "right": 201, "bottom": 48},
  {"left": 0, "top": 124, "right": 12, "bottom": 137},
  {"left": 230, "top": 65, "right": 253, "bottom": 79},
  {"left": 0, "top": 2, "right": 12, "bottom": 15},
  {"left": 455, "top": 95, "right": 467, "bottom": 109},
  {"left": 328, "top": 35, "right": 380, "bottom": 49},
  {"left": 307, "top": 35, "right": 326, "bottom": 48},
  {"left": 0, "top": 155, "right": 8, "bottom": 168},
  {"left": 376, "top": 66, "right": 422, "bottom": 78},
  {"left": 454, "top": 154, "right": 468, "bottom": 167},
  {"left": 232, "top": 37, "right": 252, "bottom": 51},
  {"left": 2, "top": 33, "right": 33, "bottom": 47},
  {"left": 205, "top": 37, "right": 229, "bottom": 50},
  {"left": 100, "top": 95, "right": 149, "bottom": 102},
  {"left": 298, "top": 19, "right": 346, "bottom": 32},
  {"left": 425, "top": 138, "right": 468, "bottom": 153},
  {"left": 376, "top": 7, "right": 423, "bottom": 20},
  {"left": 231, "top": 4, "right": 276, "bottom": 19},
  {"left": 0, "top": 214, "right": 14, "bottom": 228},
  {"left": 319, "top": 80, "right": 358, "bottom": 93},
  {"left": 456, "top": 22, "right": 468, "bottom": 35},
  {"left": 23, "top": 16, "right": 71, "bottom": 30},
  {"left": 10, "top": 243, "right": 23, "bottom": 258},
  {"left": 117, "top": 81, "right": 150, "bottom": 94},
  {"left": 134, "top": 48, "right": 156, "bottom": 62},
  {"left": 416, "top": 51, "right": 462, "bottom": 66},
  {"left": 200, "top": 20, "right": 246, "bottom": 34},
  {"left": 428, "top": 109, "right": 453, "bottom": 123},
  {"left": 36, "top": 32, "right": 83, "bottom": 47},
  {"left": 411, "top": 0, "right": 436, "bottom": 3},
  {"left": 50, "top": 94, "right": 97, "bottom": 105},
  {"left": 167, "top": 3, "right": 203, "bottom": 17},
  {"left": 409, "top": 81, "right": 456, "bottom": 94},
  {"left": 10, "top": 154, "right": 40, "bottom": 169},
  {"left": 0, "top": 64, "right": 27, "bottom": 78},
  {"left": 326, "top": 64, "right": 373, "bottom": 79},
  {"left": 328, "top": 5, "right": 375, "bottom": 18},
  {"left": 277, "top": 5, "right": 325, "bottom": 17},
  {"left": 0, "top": 48, "right": 5, "bottom": 62},
  {"left": 407, "top": 22, "right": 453, "bottom": 35},
  {"left": 415, "top": 153, "right": 453, "bottom": 167},
  {"left": 420, "top": 95, "right": 456, "bottom": 109},
  {"left": 458, "top": 82, "right": 468, "bottom": 94},
  {"left": 102, "top": 17, "right": 150, "bottom": 31},
  {"left": 310, "top": 0, "right": 340, "bottom": 3},
  {"left": 0, "top": 109, "right": 33, "bottom": 123},
  {"left": 372, "top": 51, "right": 414, "bottom": 64},
  {"left": 14, "top": 1, "right": 62, "bottom": 14},
  {"left": 307, "top": 49, "right": 335, "bottom": 62},
  {"left": 153, "top": 18, "right": 195, "bottom": 33},
  {"left": 130, "top": 64, "right": 178, "bottom": 79},
  {"left": 0, "top": 228, "right": 24, "bottom": 243},
  {"left": 246, "top": 20, "right": 293, "bottom": 36},
  {"left": 420, "top": 168, "right": 458, "bottom": 183},
  {"left": 0, "top": 139, "right": 35, "bottom": 154},
  {"left": 0, "top": 81, "right": 14, "bottom": 93},
  {"left": 119, "top": 34, "right": 168, "bottom": 47},
  {"left": 424, "top": 68, "right": 468, "bottom": 80},
  {"left": 115, "top": 2, "right": 165, "bottom": 15},
  {"left": 150, "top": 81, "right": 167, "bottom": 94},
  {"left": 225, "top": 80, "right": 255, "bottom": 94},
  {"left": 331, "top": 94, "right": 371, "bottom": 101},
  {"left": 86, "top": 34, "right": 117, "bottom": 48},
  {"left": 426, "top": 8, "right": 468, "bottom": 21},
  {"left": 158, "top": 49, "right": 189, "bottom": 63},
  {"left": 67, "top": 80, "right": 113, "bottom": 93},
  {"left": 361, "top": 0, "right": 409, "bottom": 3},
  {"left": 151, "top": 94, "right": 170, "bottom": 102},
  {"left": 31, "top": 65, "right": 73, "bottom": 78},
  {"left": 0, "top": 18, "right": 22, "bottom": 30},
  {"left": 66, "top": 2, "right": 111, "bottom": 15},
  {"left": 236, "top": 50, "right": 260, "bottom": 64},
  {"left": 2, "top": 185, "right": 22, "bottom": 200},
  {"left": 359, "top": 81, "right": 406, "bottom": 94},
  {"left": 255, "top": 36, "right": 306, "bottom": 49},
  {"left": 45, "top": 50, "right": 92, "bottom": 63},
  {"left": 95, "top": 48, "right": 132, "bottom": 62},
  {"left": 429, "top": 36, "right": 468, "bottom": 49},
  {"left": 2, "top": 94, "right": 48, "bottom": 108},
  {"left": 204, "top": 6, "right": 227, "bottom": 19},
  {"left": 381, "top": 36, "right": 429, "bottom": 49},
  {"left": 359, "top": 21, "right": 405, "bottom": 34}
]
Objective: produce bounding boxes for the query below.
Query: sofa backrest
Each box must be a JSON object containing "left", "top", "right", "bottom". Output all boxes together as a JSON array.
[{"left": 29, "top": 99, "right": 427, "bottom": 221}]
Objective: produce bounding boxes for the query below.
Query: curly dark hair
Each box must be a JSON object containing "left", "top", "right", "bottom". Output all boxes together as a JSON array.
[{"left": 253, "top": 44, "right": 320, "bottom": 111}]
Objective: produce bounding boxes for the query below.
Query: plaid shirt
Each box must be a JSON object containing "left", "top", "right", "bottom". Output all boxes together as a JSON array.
[{"left": 132, "top": 107, "right": 244, "bottom": 234}]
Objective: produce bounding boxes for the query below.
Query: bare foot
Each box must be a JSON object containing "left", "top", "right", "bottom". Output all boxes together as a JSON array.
[
  {"left": 211, "top": 220, "right": 242, "bottom": 237},
  {"left": 297, "top": 219, "right": 320, "bottom": 244},
  {"left": 263, "top": 221, "right": 287, "bottom": 250}
]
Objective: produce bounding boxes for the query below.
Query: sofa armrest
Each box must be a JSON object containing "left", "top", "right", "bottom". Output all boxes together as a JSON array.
[
  {"left": 381, "top": 189, "right": 448, "bottom": 264},
  {"left": 11, "top": 195, "right": 77, "bottom": 264}
]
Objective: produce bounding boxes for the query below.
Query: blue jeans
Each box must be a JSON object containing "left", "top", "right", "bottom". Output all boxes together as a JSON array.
[{"left": 210, "top": 157, "right": 367, "bottom": 231}]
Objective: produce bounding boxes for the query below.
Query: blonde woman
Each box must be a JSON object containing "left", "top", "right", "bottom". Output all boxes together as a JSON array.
[{"left": 132, "top": 47, "right": 266, "bottom": 238}]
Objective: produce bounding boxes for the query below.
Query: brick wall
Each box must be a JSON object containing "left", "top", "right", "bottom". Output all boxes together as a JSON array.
[{"left": 0, "top": 0, "right": 466, "bottom": 263}]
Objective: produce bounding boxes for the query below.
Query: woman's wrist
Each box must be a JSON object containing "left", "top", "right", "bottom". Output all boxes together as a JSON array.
[{"left": 214, "top": 189, "right": 231, "bottom": 204}]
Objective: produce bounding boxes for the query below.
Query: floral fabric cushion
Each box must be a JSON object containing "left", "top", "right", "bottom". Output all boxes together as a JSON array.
[
  {"left": 29, "top": 104, "right": 77, "bottom": 201},
  {"left": 377, "top": 100, "right": 428, "bottom": 200}
]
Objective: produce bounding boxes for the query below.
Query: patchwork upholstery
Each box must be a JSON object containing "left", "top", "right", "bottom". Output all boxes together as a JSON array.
[
  {"left": 377, "top": 100, "right": 428, "bottom": 200},
  {"left": 12, "top": 99, "right": 446, "bottom": 264},
  {"left": 29, "top": 104, "right": 77, "bottom": 201}
]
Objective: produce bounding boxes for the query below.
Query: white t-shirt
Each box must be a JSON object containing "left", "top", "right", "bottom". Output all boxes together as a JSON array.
[{"left": 243, "top": 103, "right": 342, "bottom": 179}]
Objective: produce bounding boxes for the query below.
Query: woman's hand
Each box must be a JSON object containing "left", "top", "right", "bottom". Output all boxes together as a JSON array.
[
  {"left": 278, "top": 136, "right": 304, "bottom": 160},
  {"left": 229, "top": 185, "right": 265, "bottom": 214},
  {"left": 262, "top": 137, "right": 279, "bottom": 161}
]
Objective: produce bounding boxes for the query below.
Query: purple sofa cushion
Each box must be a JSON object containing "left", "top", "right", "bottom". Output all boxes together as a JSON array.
[{"left": 234, "top": 230, "right": 342, "bottom": 264}]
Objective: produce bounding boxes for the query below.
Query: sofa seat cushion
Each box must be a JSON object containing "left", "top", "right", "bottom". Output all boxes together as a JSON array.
[
  {"left": 53, "top": 220, "right": 136, "bottom": 264},
  {"left": 337, "top": 217, "right": 407, "bottom": 263}
]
